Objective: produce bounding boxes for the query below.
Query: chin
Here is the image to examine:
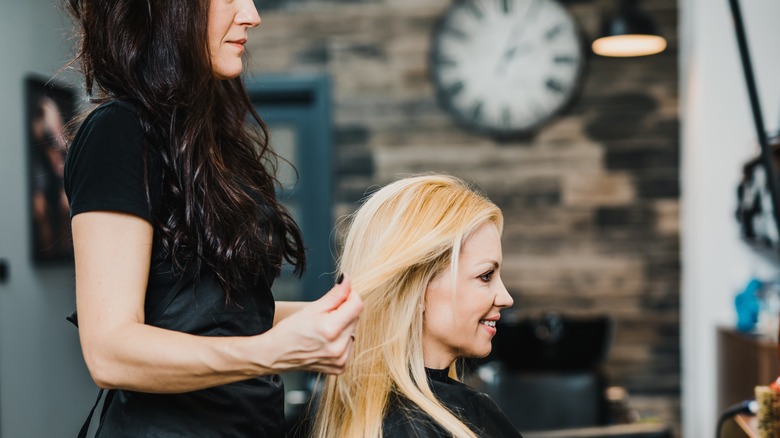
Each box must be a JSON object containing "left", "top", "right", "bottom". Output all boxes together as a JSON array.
[
  {"left": 213, "top": 67, "right": 243, "bottom": 80},
  {"left": 465, "top": 345, "right": 492, "bottom": 359}
]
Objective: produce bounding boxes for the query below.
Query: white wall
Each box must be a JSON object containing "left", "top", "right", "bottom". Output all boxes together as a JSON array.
[
  {"left": 680, "top": 0, "right": 780, "bottom": 437},
  {"left": 0, "top": 1, "right": 96, "bottom": 436}
]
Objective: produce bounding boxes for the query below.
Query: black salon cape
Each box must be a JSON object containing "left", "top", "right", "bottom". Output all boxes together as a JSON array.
[
  {"left": 64, "top": 100, "right": 285, "bottom": 437},
  {"left": 383, "top": 368, "right": 523, "bottom": 438}
]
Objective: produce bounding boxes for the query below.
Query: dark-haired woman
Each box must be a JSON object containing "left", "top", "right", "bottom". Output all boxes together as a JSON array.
[{"left": 63, "top": 0, "right": 363, "bottom": 436}]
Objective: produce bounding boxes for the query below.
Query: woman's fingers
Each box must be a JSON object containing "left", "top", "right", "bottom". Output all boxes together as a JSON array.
[
  {"left": 301, "top": 319, "right": 356, "bottom": 374},
  {"left": 311, "top": 274, "right": 351, "bottom": 312},
  {"left": 327, "top": 280, "right": 363, "bottom": 331},
  {"left": 308, "top": 274, "right": 362, "bottom": 338},
  {"left": 314, "top": 335, "right": 354, "bottom": 375}
]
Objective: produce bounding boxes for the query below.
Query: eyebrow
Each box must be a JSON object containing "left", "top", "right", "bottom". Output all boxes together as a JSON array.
[{"left": 477, "top": 259, "right": 500, "bottom": 270}]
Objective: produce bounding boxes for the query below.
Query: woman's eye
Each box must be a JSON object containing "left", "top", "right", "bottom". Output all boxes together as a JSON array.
[{"left": 479, "top": 270, "right": 494, "bottom": 282}]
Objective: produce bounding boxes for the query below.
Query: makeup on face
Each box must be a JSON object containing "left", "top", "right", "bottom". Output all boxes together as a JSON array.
[{"left": 422, "top": 223, "right": 514, "bottom": 369}]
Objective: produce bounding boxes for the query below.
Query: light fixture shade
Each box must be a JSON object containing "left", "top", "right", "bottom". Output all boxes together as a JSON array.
[{"left": 592, "top": 0, "right": 667, "bottom": 57}]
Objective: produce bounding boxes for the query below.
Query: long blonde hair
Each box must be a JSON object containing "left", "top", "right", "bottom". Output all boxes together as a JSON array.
[{"left": 313, "top": 174, "right": 503, "bottom": 438}]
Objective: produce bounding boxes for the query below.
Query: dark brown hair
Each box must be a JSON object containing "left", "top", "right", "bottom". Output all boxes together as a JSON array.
[{"left": 66, "top": 0, "right": 305, "bottom": 298}]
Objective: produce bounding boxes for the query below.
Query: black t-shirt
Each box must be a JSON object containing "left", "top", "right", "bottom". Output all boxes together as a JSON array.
[
  {"left": 383, "top": 368, "right": 523, "bottom": 438},
  {"left": 64, "top": 100, "right": 285, "bottom": 437}
]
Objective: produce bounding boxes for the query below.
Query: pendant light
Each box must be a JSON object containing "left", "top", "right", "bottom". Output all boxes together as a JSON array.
[{"left": 592, "top": 0, "right": 667, "bottom": 57}]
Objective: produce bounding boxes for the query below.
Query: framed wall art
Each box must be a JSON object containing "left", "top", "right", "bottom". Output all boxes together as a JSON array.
[{"left": 25, "top": 76, "right": 78, "bottom": 264}]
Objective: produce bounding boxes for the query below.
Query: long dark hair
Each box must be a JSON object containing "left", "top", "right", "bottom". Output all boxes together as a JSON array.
[{"left": 66, "top": 0, "right": 305, "bottom": 298}]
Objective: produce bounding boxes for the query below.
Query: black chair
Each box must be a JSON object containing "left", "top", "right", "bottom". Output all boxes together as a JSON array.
[
  {"left": 468, "top": 363, "right": 609, "bottom": 431},
  {"left": 490, "top": 311, "right": 613, "bottom": 372},
  {"left": 467, "top": 312, "right": 670, "bottom": 437}
]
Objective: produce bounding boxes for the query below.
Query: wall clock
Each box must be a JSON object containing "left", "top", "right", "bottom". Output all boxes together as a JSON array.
[{"left": 430, "top": 0, "right": 585, "bottom": 138}]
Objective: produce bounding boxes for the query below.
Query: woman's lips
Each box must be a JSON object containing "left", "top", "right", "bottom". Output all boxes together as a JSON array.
[
  {"left": 479, "top": 319, "right": 498, "bottom": 335},
  {"left": 479, "top": 315, "right": 500, "bottom": 335},
  {"left": 227, "top": 38, "right": 247, "bottom": 50}
]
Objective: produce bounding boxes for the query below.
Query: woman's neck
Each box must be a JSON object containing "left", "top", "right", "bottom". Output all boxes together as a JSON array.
[{"left": 422, "top": 349, "right": 455, "bottom": 370}]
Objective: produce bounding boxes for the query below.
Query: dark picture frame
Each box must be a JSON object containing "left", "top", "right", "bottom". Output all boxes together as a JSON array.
[{"left": 25, "top": 76, "right": 78, "bottom": 264}]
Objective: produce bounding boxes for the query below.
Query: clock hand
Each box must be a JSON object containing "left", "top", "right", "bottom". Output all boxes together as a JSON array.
[
  {"left": 503, "top": 46, "right": 519, "bottom": 61},
  {"left": 503, "top": 0, "right": 542, "bottom": 48},
  {"left": 503, "top": 42, "right": 534, "bottom": 61},
  {"left": 495, "top": 0, "right": 543, "bottom": 75},
  {"left": 495, "top": 42, "right": 534, "bottom": 75}
]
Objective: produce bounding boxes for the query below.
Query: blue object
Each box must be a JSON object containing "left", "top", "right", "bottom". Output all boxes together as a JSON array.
[{"left": 735, "top": 278, "right": 762, "bottom": 332}]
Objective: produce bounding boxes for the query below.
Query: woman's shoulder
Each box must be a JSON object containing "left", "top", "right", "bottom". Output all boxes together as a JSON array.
[
  {"left": 383, "top": 385, "right": 523, "bottom": 438},
  {"left": 64, "top": 98, "right": 156, "bottom": 220},
  {"left": 70, "top": 98, "right": 147, "bottom": 156},
  {"left": 383, "top": 393, "right": 449, "bottom": 438},
  {"left": 70, "top": 99, "right": 143, "bottom": 150},
  {"left": 430, "top": 378, "right": 524, "bottom": 438},
  {"left": 81, "top": 99, "right": 141, "bottom": 128}
]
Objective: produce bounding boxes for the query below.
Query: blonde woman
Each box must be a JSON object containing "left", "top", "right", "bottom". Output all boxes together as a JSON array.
[{"left": 313, "top": 175, "right": 522, "bottom": 438}]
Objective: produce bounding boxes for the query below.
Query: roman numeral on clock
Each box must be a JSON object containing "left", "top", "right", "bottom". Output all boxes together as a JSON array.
[
  {"left": 545, "top": 78, "right": 566, "bottom": 93},
  {"left": 466, "top": 1, "right": 484, "bottom": 20},
  {"left": 545, "top": 24, "right": 564, "bottom": 40},
  {"left": 470, "top": 101, "right": 484, "bottom": 121},
  {"left": 443, "top": 25, "right": 469, "bottom": 41},
  {"left": 554, "top": 55, "right": 576, "bottom": 64},
  {"left": 502, "top": 107, "right": 512, "bottom": 127},
  {"left": 436, "top": 55, "right": 458, "bottom": 68},
  {"left": 502, "top": 0, "right": 514, "bottom": 14},
  {"left": 445, "top": 81, "right": 465, "bottom": 98}
]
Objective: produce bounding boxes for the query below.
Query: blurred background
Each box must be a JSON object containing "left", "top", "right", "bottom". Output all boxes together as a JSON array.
[{"left": 0, "top": 0, "right": 779, "bottom": 437}]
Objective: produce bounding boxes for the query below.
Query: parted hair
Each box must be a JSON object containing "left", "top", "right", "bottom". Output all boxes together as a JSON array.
[
  {"left": 65, "top": 0, "right": 305, "bottom": 297},
  {"left": 313, "top": 174, "right": 503, "bottom": 438}
]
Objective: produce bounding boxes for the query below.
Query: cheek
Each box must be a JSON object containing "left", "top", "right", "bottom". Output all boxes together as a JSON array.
[
  {"left": 423, "top": 304, "right": 461, "bottom": 349},
  {"left": 207, "top": 11, "right": 218, "bottom": 49},
  {"left": 207, "top": 10, "right": 231, "bottom": 51},
  {"left": 423, "top": 306, "right": 448, "bottom": 333},
  {"left": 206, "top": 32, "right": 219, "bottom": 63},
  {"left": 456, "top": 291, "right": 489, "bottom": 321}
]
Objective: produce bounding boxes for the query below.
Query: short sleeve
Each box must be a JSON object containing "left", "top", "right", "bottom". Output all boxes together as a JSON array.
[{"left": 64, "top": 101, "right": 152, "bottom": 223}]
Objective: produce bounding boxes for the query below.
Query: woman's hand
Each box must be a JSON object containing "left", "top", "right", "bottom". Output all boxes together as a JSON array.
[{"left": 258, "top": 275, "right": 363, "bottom": 374}]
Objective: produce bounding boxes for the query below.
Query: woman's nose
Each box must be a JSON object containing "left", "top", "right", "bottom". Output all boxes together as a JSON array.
[
  {"left": 495, "top": 280, "right": 514, "bottom": 308},
  {"left": 236, "top": 0, "right": 261, "bottom": 27}
]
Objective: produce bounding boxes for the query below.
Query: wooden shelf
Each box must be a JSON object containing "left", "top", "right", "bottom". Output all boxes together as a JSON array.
[
  {"left": 717, "top": 326, "right": 779, "bottom": 414},
  {"left": 735, "top": 414, "right": 758, "bottom": 438}
]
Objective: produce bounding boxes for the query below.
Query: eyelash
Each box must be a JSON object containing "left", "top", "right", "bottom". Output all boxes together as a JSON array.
[{"left": 479, "top": 270, "right": 495, "bottom": 282}]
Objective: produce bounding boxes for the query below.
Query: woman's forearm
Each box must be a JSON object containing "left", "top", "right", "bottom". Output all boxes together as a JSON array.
[
  {"left": 82, "top": 322, "right": 277, "bottom": 393},
  {"left": 72, "top": 212, "right": 361, "bottom": 393},
  {"left": 82, "top": 284, "right": 361, "bottom": 393},
  {"left": 274, "top": 301, "right": 307, "bottom": 326}
]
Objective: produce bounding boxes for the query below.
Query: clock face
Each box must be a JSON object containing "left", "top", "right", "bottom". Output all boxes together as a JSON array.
[{"left": 431, "top": 0, "right": 584, "bottom": 137}]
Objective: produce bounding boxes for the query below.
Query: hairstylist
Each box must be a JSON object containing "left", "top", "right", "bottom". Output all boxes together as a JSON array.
[{"left": 64, "top": 0, "right": 362, "bottom": 436}]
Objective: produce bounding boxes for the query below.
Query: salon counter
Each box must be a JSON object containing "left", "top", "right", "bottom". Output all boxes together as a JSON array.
[{"left": 717, "top": 326, "right": 778, "bottom": 414}]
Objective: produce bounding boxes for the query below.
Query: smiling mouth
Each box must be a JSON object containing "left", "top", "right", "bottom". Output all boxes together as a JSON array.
[{"left": 479, "top": 320, "right": 496, "bottom": 327}]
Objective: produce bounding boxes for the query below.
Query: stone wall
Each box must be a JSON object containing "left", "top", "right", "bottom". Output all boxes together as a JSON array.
[{"left": 247, "top": 0, "right": 680, "bottom": 432}]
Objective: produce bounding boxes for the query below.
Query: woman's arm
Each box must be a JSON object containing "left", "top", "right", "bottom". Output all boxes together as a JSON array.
[
  {"left": 274, "top": 301, "right": 307, "bottom": 326},
  {"left": 74, "top": 211, "right": 362, "bottom": 394}
]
